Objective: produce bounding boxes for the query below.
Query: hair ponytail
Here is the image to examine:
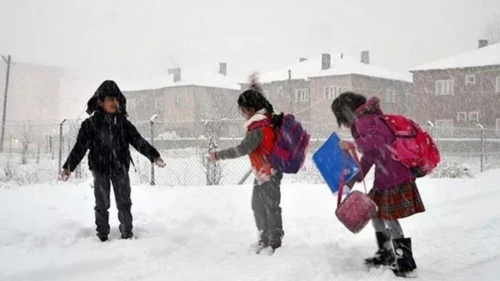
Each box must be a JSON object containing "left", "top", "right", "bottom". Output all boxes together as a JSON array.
[
  {"left": 271, "top": 112, "right": 284, "bottom": 128},
  {"left": 262, "top": 98, "right": 283, "bottom": 128},
  {"left": 237, "top": 73, "right": 283, "bottom": 128},
  {"left": 248, "top": 72, "right": 263, "bottom": 93}
]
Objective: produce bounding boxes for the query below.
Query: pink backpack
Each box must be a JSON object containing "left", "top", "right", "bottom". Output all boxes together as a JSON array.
[
  {"left": 335, "top": 148, "right": 377, "bottom": 234},
  {"left": 381, "top": 115, "right": 440, "bottom": 177}
]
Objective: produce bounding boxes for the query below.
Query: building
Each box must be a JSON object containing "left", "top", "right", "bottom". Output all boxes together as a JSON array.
[
  {"left": 121, "top": 63, "right": 242, "bottom": 138},
  {"left": 0, "top": 61, "right": 63, "bottom": 122},
  {"left": 410, "top": 40, "right": 500, "bottom": 135},
  {"left": 245, "top": 51, "right": 412, "bottom": 136}
]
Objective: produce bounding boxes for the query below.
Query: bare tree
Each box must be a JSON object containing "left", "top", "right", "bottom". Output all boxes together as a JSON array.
[
  {"left": 483, "top": 14, "right": 500, "bottom": 44},
  {"left": 202, "top": 119, "right": 223, "bottom": 186},
  {"left": 198, "top": 90, "right": 239, "bottom": 186}
]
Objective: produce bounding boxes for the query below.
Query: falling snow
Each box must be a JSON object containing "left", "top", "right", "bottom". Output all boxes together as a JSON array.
[{"left": 1, "top": 1, "right": 500, "bottom": 281}]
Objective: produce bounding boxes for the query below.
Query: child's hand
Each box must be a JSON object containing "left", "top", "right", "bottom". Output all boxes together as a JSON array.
[
  {"left": 339, "top": 140, "right": 355, "bottom": 151},
  {"left": 254, "top": 168, "right": 271, "bottom": 185},
  {"left": 155, "top": 157, "right": 166, "bottom": 168},
  {"left": 59, "top": 169, "right": 71, "bottom": 182},
  {"left": 207, "top": 152, "right": 217, "bottom": 163}
]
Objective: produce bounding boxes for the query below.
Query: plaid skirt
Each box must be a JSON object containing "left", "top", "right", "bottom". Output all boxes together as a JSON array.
[{"left": 369, "top": 181, "right": 425, "bottom": 220}]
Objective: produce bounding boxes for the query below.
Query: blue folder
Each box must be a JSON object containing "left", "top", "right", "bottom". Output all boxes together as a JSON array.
[{"left": 312, "top": 132, "right": 360, "bottom": 194}]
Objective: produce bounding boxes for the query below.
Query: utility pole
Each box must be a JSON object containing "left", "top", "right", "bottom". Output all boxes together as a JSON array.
[{"left": 1, "top": 55, "right": 11, "bottom": 153}]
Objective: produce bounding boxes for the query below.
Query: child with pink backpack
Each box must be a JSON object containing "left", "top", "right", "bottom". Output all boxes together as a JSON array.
[{"left": 331, "top": 92, "right": 427, "bottom": 276}]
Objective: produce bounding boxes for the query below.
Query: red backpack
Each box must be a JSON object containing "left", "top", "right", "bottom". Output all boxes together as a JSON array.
[{"left": 381, "top": 115, "right": 440, "bottom": 177}]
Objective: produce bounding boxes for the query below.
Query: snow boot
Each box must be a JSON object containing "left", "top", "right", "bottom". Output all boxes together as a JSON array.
[
  {"left": 269, "top": 229, "right": 284, "bottom": 251},
  {"left": 97, "top": 234, "right": 108, "bottom": 242},
  {"left": 121, "top": 233, "right": 133, "bottom": 240},
  {"left": 365, "top": 232, "right": 395, "bottom": 266},
  {"left": 259, "top": 230, "right": 270, "bottom": 247},
  {"left": 253, "top": 230, "right": 271, "bottom": 254},
  {"left": 392, "top": 237, "right": 417, "bottom": 276}
]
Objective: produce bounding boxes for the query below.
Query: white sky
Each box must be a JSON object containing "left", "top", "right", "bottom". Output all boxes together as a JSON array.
[{"left": 0, "top": 0, "right": 499, "bottom": 117}]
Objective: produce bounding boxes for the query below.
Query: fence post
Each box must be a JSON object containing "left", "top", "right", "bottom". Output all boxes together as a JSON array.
[
  {"left": 36, "top": 139, "right": 40, "bottom": 164},
  {"left": 426, "top": 121, "right": 435, "bottom": 138},
  {"left": 58, "top": 119, "right": 66, "bottom": 172},
  {"left": 477, "top": 123, "right": 485, "bottom": 172},
  {"left": 49, "top": 135, "right": 53, "bottom": 159},
  {"left": 149, "top": 114, "right": 158, "bottom": 186}
]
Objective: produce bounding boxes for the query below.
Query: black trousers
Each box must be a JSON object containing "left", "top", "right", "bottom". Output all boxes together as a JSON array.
[
  {"left": 93, "top": 172, "right": 133, "bottom": 238},
  {"left": 251, "top": 173, "right": 283, "bottom": 235}
]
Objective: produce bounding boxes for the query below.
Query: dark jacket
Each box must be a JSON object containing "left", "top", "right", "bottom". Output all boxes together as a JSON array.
[
  {"left": 63, "top": 80, "right": 159, "bottom": 174},
  {"left": 63, "top": 110, "right": 160, "bottom": 174}
]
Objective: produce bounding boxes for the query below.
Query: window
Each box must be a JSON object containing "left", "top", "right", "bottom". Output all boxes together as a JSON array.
[
  {"left": 128, "top": 99, "right": 136, "bottom": 110},
  {"left": 324, "top": 87, "right": 333, "bottom": 100},
  {"left": 457, "top": 112, "right": 467, "bottom": 122},
  {"left": 468, "top": 111, "right": 479, "bottom": 122},
  {"left": 175, "top": 97, "right": 183, "bottom": 107},
  {"left": 295, "top": 89, "right": 309, "bottom": 102},
  {"left": 276, "top": 86, "right": 283, "bottom": 96},
  {"left": 465, "top": 74, "right": 476, "bottom": 85},
  {"left": 496, "top": 76, "right": 500, "bottom": 93},
  {"left": 155, "top": 98, "right": 164, "bottom": 110},
  {"left": 435, "top": 80, "right": 454, "bottom": 96},
  {"left": 324, "top": 86, "right": 342, "bottom": 100},
  {"left": 385, "top": 88, "right": 396, "bottom": 103}
]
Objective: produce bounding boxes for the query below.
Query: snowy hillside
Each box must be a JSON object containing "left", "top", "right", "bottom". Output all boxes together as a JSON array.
[{"left": 2, "top": 171, "right": 500, "bottom": 281}]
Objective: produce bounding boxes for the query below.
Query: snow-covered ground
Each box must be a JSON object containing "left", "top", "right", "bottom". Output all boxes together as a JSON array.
[{"left": 2, "top": 171, "right": 500, "bottom": 281}]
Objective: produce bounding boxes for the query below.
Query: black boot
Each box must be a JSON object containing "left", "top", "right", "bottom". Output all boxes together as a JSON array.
[
  {"left": 121, "top": 233, "right": 133, "bottom": 240},
  {"left": 254, "top": 230, "right": 270, "bottom": 254},
  {"left": 365, "top": 232, "right": 395, "bottom": 266},
  {"left": 269, "top": 229, "right": 284, "bottom": 250},
  {"left": 258, "top": 230, "right": 269, "bottom": 247},
  {"left": 97, "top": 234, "right": 108, "bottom": 242},
  {"left": 392, "top": 238, "right": 417, "bottom": 275}
]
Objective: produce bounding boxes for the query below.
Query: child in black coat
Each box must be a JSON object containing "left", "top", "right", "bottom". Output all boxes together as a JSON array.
[{"left": 60, "top": 80, "right": 165, "bottom": 241}]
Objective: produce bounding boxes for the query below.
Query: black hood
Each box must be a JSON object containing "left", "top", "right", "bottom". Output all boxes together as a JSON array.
[{"left": 86, "top": 80, "right": 128, "bottom": 116}]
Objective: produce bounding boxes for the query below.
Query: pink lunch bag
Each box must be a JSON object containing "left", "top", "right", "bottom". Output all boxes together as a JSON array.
[{"left": 335, "top": 149, "right": 377, "bottom": 234}]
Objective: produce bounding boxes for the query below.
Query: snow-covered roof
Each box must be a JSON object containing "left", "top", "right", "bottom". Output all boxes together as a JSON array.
[
  {"left": 411, "top": 43, "right": 500, "bottom": 71},
  {"left": 259, "top": 52, "right": 413, "bottom": 83},
  {"left": 121, "top": 68, "right": 241, "bottom": 92}
]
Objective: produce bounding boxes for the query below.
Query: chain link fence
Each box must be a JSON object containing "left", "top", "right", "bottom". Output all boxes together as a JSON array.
[{"left": 0, "top": 118, "right": 499, "bottom": 186}]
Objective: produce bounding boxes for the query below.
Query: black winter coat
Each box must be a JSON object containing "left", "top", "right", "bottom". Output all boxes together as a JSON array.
[{"left": 63, "top": 110, "right": 160, "bottom": 175}]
